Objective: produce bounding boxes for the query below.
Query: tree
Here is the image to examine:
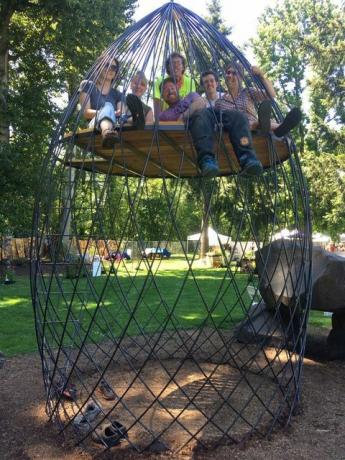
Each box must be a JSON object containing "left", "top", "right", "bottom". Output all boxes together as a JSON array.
[
  {"left": 301, "top": 152, "right": 345, "bottom": 239},
  {"left": 251, "top": 0, "right": 344, "bottom": 154},
  {"left": 204, "top": 0, "right": 232, "bottom": 36},
  {"left": 0, "top": 0, "right": 136, "bottom": 236}
]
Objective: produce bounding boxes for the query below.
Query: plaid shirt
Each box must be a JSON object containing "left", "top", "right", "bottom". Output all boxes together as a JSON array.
[{"left": 214, "top": 88, "right": 263, "bottom": 124}]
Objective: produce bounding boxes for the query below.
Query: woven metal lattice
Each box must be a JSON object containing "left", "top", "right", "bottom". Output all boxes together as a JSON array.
[{"left": 31, "top": 1, "right": 312, "bottom": 455}]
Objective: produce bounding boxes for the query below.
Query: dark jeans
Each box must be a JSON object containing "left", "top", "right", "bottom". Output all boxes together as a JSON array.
[{"left": 188, "top": 108, "right": 258, "bottom": 167}]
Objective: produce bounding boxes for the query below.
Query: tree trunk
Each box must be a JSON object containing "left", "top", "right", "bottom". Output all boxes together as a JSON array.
[
  {"left": 0, "top": 1, "right": 16, "bottom": 143},
  {"left": 200, "top": 194, "right": 210, "bottom": 259}
]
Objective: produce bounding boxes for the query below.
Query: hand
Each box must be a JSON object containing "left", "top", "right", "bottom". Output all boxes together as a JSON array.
[{"left": 251, "top": 66, "right": 265, "bottom": 79}]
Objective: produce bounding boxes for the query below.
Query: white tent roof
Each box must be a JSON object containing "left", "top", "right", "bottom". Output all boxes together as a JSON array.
[
  {"left": 187, "top": 227, "right": 231, "bottom": 246},
  {"left": 312, "top": 232, "right": 331, "bottom": 243},
  {"left": 272, "top": 228, "right": 304, "bottom": 240}
]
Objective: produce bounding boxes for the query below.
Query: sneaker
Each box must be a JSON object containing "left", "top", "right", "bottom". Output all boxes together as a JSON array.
[
  {"left": 241, "top": 158, "right": 263, "bottom": 177},
  {"left": 73, "top": 401, "right": 102, "bottom": 428},
  {"left": 96, "top": 379, "right": 116, "bottom": 401},
  {"left": 126, "top": 94, "right": 145, "bottom": 130},
  {"left": 92, "top": 420, "right": 128, "bottom": 447},
  {"left": 199, "top": 155, "right": 219, "bottom": 177},
  {"left": 274, "top": 107, "right": 302, "bottom": 138},
  {"left": 257, "top": 100, "right": 272, "bottom": 135}
]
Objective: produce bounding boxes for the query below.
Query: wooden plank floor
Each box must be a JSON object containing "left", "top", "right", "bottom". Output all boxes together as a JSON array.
[{"left": 63, "top": 124, "right": 291, "bottom": 178}]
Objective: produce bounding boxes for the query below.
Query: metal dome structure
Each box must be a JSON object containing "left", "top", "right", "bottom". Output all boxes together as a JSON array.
[{"left": 31, "top": 1, "right": 312, "bottom": 455}]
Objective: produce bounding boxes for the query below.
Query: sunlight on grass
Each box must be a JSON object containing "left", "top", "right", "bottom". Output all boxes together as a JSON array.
[
  {"left": 180, "top": 313, "right": 207, "bottom": 320},
  {"left": 0, "top": 256, "right": 333, "bottom": 356},
  {"left": 0, "top": 297, "right": 27, "bottom": 307}
]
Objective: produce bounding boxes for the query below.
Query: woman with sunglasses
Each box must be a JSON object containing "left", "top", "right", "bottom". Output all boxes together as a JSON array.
[
  {"left": 216, "top": 64, "right": 301, "bottom": 137},
  {"left": 79, "top": 58, "right": 123, "bottom": 148}
]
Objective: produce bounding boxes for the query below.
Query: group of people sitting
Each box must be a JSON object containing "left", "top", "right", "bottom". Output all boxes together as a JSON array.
[{"left": 79, "top": 52, "right": 302, "bottom": 177}]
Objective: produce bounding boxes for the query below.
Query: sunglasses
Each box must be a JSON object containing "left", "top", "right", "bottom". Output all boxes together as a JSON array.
[{"left": 110, "top": 64, "right": 118, "bottom": 71}]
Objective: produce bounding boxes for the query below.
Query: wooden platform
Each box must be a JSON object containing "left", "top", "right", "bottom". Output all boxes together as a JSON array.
[{"left": 63, "top": 124, "right": 291, "bottom": 178}]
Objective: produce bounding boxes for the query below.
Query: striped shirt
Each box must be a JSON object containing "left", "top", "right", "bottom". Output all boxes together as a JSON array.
[{"left": 215, "top": 88, "right": 263, "bottom": 124}]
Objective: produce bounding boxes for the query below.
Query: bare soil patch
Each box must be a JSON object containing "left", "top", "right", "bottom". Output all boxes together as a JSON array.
[{"left": 1, "top": 330, "right": 345, "bottom": 460}]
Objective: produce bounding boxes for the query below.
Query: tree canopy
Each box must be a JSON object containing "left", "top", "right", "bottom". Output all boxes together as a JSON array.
[
  {"left": 0, "top": 0, "right": 136, "bottom": 235},
  {"left": 0, "top": 0, "right": 344, "bottom": 240},
  {"left": 251, "top": 0, "right": 344, "bottom": 154}
]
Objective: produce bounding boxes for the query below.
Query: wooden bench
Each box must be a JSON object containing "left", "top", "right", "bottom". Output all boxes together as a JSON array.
[{"left": 63, "top": 123, "right": 292, "bottom": 178}]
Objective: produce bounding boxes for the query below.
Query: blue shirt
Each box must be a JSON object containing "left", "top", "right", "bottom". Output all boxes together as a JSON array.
[{"left": 79, "top": 80, "right": 122, "bottom": 110}]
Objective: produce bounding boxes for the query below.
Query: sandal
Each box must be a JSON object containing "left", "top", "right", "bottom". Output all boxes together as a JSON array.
[
  {"left": 101, "top": 128, "right": 119, "bottom": 148},
  {"left": 126, "top": 94, "right": 145, "bottom": 130},
  {"left": 92, "top": 419, "right": 128, "bottom": 447},
  {"left": 96, "top": 379, "right": 116, "bottom": 401},
  {"left": 56, "top": 380, "right": 78, "bottom": 401}
]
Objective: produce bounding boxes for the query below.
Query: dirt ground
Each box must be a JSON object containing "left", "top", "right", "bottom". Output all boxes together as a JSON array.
[{"left": 1, "top": 329, "right": 345, "bottom": 460}]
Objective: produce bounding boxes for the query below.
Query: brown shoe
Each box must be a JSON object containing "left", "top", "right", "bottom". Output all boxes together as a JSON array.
[
  {"left": 101, "top": 128, "right": 119, "bottom": 148},
  {"left": 96, "top": 379, "right": 116, "bottom": 401}
]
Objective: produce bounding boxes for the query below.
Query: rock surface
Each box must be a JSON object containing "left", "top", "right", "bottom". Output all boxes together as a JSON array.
[
  {"left": 256, "top": 239, "right": 345, "bottom": 313},
  {"left": 255, "top": 239, "right": 345, "bottom": 359}
]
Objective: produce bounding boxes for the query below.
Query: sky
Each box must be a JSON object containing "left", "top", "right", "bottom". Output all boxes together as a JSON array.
[{"left": 133, "top": 0, "right": 277, "bottom": 59}]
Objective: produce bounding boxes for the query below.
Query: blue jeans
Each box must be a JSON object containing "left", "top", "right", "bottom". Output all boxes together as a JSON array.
[
  {"left": 188, "top": 108, "right": 258, "bottom": 167},
  {"left": 88, "top": 101, "right": 116, "bottom": 129}
]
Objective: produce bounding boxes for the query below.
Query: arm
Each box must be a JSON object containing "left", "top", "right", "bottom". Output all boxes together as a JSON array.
[
  {"left": 251, "top": 66, "right": 276, "bottom": 99},
  {"left": 79, "top": 91, "right": 96, "bottom": 120},
  {"left": 145, "top": 109, "right": 154, "bottom": 124},
  {"left": 115, "top": 100, "right": 122, "bottom": 117},
  {"left": 181, "top": 96, "right": 206, "bottom": 121}
]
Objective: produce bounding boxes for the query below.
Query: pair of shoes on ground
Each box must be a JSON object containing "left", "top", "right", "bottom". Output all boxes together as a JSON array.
[
  {"left": 92, "top": 419, "right": 128, "bottom": 447},
  {"left": 199, "top": 155, "right": 219, "bottom": 177},
  {"left": 126, "top": 94, "right": 146, "bottom": 130},
  {"left": 258, "top": 100, "right": 302, "bottom": 137},
  {"left": 73, "top": 400, "right": 102, "bottom": 432},
  {"left": 96, "top": 379, "right": 116, "bottom": 401}
]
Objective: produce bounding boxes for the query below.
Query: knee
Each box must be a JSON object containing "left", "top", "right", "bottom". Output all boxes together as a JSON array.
[
  {"left": 237, "top": 111, "right": 248, "bottom": 123},
  {"left": 222, "top": 110, "right": 249, "bottom": 131},
  {"left": 231, "top": 110, "right": 247, "bottom": 124}
]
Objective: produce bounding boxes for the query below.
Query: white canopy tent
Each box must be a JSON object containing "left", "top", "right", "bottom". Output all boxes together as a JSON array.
[
  {"left": 187, "top": 227, "right": 231, "bottom": 251},
  {"left": 272, "top": 228, "right": 303, "bottom": 240},
  {"left": 312, "top": 232, "right": 331, "bottom": 245}
]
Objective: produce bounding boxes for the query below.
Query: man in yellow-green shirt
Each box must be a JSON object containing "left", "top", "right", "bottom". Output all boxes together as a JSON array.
[{"left": 153, "top": 52, "right": 196, "bottom": 118}]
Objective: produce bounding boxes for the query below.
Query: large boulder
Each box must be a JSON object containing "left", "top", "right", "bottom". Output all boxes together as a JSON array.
[
  {"left": 235, "top": 300, "right": 288, "bottom": 346},
  {"left": 255, "top": 239, "right": 345, "bottom": 359},
  {"left": 256, "top": 239, "right": 345, "bottom": 313}
]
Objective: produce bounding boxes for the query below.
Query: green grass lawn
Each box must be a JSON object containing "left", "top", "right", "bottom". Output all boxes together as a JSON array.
[{"left": 0, "top": 257, "right": 332, "bottom": 357}]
